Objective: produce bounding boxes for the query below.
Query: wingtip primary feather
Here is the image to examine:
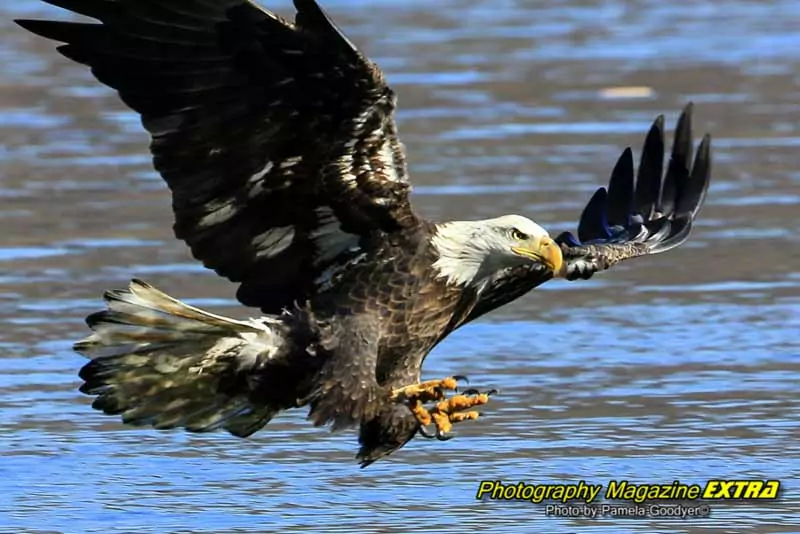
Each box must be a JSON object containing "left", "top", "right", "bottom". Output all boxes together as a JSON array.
[
  {"left": 20, "top": 0, "right": 120, "bottom": 21},
  {"left": 294, "top": 0, "right": 359, "bottom": 54},
  {"left": 577, "top": 187, "right": 609, "bottom": 243},
  {"left": 606, "top": 146, "right": 634, "bottom": 227},
  {"left": 678, "top": 133, "right": 712, "bottom": 219},
  {"left": 660, "top": 106, "right": 694, "bottom": 216},
  {"left": 14, "top": 18, "right": 83, "bottom": 43},
  {"left": 634, "top": 113, "right": 665, "bottom": 218}
]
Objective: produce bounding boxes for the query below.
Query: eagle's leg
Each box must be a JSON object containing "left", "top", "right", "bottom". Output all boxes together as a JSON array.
[{"left": 421, "top": 388, "right": 497, "bottom": 441}]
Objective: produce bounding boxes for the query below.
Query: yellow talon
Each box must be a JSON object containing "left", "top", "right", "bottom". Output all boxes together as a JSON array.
[
  {"left": 431, "top": 411, "right": 453, "bottom": 435},
  {"left": 409, "top": 400, "right": 433, "bottom": 427},
  {"left": 433, "top": 392, "right": 491, "bottom": 414},
  {"left": 390, "top": 376, "right": 462, "bottom": 402},
  {"left": 449, "top": 411, "right": 480, "bottom": 423}
]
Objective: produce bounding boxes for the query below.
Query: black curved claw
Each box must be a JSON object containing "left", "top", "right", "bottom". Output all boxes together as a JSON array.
[
  {"left": 436, "top": 430, "right": 454, "bottom": 441},
  {"left": 418, "top": 423, "right": 454, "bottom": 441},
  {"left": 419, "top": 424, "right": 437, "bottom": 439},
  {"left": 451, "top": 375, "right": 469, "bottom": 393},
  {"left": 462, "top": 388, "right": 498, "bottom": 397}
]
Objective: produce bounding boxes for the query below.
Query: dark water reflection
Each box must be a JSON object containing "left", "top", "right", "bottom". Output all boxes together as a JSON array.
[{"left": 1, "top": 0, "right": 799, "bottom": 532}]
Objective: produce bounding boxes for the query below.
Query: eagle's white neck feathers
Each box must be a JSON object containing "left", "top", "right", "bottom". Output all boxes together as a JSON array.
[{"left": 431, "top": 214, "right": 550, "bottom": 290}]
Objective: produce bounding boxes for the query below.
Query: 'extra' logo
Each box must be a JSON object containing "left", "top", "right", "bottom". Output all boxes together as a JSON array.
[{"left": 702, "top": 480, "right": 780, "bottom": 500}]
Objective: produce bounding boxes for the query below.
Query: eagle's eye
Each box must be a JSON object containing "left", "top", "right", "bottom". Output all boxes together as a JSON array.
[
  {"left": 510, "top": 228, "right": 528, "bottom": 241},
  {"left": 511, "top": 228, "right": 528, "bottom": 241}
]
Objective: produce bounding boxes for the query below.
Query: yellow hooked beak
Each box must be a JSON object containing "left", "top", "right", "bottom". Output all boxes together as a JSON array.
[{"left": 511, "top": 235, "right": 564, "bottom": 275}]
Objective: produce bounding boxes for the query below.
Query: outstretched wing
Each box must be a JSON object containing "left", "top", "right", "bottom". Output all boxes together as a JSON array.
[
  {"left": 464, "top": 104, "right": 711, "bottom": 324},
  {"left": 16, "top": 0, "right": 419, "bottom": 313},
  {"left": 556, "top": 103, "right": 711, "bottom": 280}
]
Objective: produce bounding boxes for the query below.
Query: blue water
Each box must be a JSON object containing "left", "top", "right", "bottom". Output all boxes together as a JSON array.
[{"left": 1, "top": 0, "right": 799, "bottom": 532}]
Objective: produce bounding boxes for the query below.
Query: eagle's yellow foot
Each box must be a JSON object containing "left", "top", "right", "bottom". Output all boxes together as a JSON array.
[
  {"left": 390, "top": 375, "right": 467, "bottom": 403},
  {"left": 420, "top": 388, "right": 498, "bottom": 441},
  {"left": 391, "top": 376, "right": 469, "bottom": 436}
]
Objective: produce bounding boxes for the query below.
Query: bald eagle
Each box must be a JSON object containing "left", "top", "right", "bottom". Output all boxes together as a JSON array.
[{"left": 17, "top": 0, "right": 711, "bottom": 466}]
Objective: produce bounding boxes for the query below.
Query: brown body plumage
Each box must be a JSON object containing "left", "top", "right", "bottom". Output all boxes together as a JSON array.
[
  {"left": 305, "top": 229, "right": 480, "bottom": 463},
  {"left": 17, "top": 0, "right": 712, "bottom": 466}
]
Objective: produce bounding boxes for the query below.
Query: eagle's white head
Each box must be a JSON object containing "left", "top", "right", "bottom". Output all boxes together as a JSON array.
[{"left": 431, "top": 214, "right": 564, "bottom": 289}]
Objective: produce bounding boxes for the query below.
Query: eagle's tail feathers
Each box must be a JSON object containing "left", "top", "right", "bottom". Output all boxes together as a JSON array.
[
  {"left": 223, "top": 408, "right": 280, "bottom": 438},
  {"left": 75, "top": 279, "right": 287, "bottom": 436}
]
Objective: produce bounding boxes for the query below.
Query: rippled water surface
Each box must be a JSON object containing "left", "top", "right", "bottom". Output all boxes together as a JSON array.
[{"left": 2, "top": 0, "right": 799, "bottom": 532}]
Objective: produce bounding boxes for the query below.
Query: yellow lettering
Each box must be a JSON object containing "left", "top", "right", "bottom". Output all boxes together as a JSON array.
[
  {"left": 586, "top": 483, "right": 602, "bottom": 504},
  {"left": 632, "top": 485, "right": 647, "bottom": 504},
  {"left": 605, "top": 480, "right": 627, "bottom": 500},
  {"left": 720, "top": 480, "right": 735, "bottom": 498},
  {"left": 730, "top": 481, "right": 747, "bottom": 498},
  {"left": 476, "top": 480, "right": 496, "bottom": 499},
  {"left": 491, "top": 481, "right": 506, "bottom": 499},
  {"left": 761, "top": 481, "right": 780, "bottom": 499},
  {"left": 742, "top": 481, "right": 763, "bottom": 499},
  {"left": 704, "top": 479, "right": 737, "bottom": 499},
  {"left": 703, "top": 480, "right": 720, "bottom": 499},
  {"left": 702, "top": 479, "right": 782, "bottom": 500}
]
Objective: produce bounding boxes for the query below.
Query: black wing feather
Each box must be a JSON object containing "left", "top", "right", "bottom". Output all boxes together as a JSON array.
[
  {"left": 605, "top": 147, "right": 634, "bottom": 227},
  {"left": 633, "top": 114, "right": 665, "bottom": 218},
  {"left": 577, "top": 187, "right": 609, "bottom": 243},
  {"left": 660, "top": 102, "right": 693, "bottom": 216},
  {"left": 677, "top": 134, "right": 711, "bottom": 218},
  {"left": 16, "top": 0, "right": 419, "bottom": 313}
]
